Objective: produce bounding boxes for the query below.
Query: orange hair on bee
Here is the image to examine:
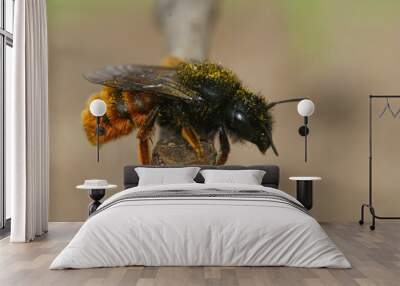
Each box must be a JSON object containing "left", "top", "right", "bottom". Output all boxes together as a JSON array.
[
  {"left": 81, "top": 87, "right": 136, "bottom": 145},
  {"left": 162, "top": 56, "right": 184, "bottom": 67}
]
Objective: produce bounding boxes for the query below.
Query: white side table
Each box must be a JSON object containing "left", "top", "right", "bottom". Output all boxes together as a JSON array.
[
  {"left": 289, "top": 177, "right": 321, "bottom": 210},
  {"left": 77, "top": 180, "right": 117, "bottom": 215}
]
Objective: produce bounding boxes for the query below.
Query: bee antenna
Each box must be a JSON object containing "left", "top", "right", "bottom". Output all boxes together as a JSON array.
[{"left": 266, "top": 98, "right": 307, "bottom": 109}]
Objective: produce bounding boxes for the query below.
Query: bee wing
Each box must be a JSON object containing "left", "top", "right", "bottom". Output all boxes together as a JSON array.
[{"left": 83, "top": 65, "right": 200, "bottom": 101}]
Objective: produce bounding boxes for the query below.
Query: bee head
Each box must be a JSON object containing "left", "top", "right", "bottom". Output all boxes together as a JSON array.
[{"left": 224, "top": 90, "right": 278, "bottom": 156}]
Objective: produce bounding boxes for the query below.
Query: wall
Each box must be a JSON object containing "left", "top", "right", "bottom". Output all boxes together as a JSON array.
[{"left": 48, "top": 0, "right": 400, "bottom": 222}]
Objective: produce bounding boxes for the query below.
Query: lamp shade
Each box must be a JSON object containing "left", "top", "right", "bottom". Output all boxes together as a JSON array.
[
  {"left": 89, "top": 99, "right": 107, "bottom": 117},
  {"left": 297, "top": 99, "right": 315, "bottom": 117}
]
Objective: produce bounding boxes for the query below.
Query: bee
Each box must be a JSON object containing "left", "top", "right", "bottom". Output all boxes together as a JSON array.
[{"left": 82, "top": 60, "right": 299, "bottom": 165}]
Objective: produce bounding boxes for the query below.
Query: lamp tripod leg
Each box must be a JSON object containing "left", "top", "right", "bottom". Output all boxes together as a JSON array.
[{"left": 359, "top": 204, "right": 365, "bottom": 225}]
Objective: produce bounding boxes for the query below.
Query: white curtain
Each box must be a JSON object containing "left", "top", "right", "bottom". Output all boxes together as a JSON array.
[{"left": 7, "top": 0, "right": 49, "bottom": 242}]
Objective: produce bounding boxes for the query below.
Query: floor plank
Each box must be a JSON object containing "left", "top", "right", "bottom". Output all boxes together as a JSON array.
[{"left": 0, "top": 222, "right": 399, "bottom": 286}]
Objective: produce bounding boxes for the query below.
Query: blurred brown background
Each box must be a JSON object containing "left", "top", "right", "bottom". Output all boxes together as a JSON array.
[{"left": 47, "top": 0, "right": 400, "bottom": 222}]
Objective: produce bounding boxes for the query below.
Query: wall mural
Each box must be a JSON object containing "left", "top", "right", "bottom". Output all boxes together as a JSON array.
[
  {"left": 82, "top": 60, "right": 302, "bottom": 165},
  {"left": 80, "top": 0, "right": 300, "bottom": 165},
  {"left": 47, "top": 0, "right": 400, "bottom": 220}
]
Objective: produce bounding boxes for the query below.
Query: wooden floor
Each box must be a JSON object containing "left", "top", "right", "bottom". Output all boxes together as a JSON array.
[{"left": 0, "top": 222, "right": 399, "bottom": 286}]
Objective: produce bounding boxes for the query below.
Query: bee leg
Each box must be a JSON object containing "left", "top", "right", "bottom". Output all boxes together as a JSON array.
[
  {"left": 138, "top": 139, "right": 151, "bottom": 165},
  {"left": 136, "top": 107, "right": 159, "bottom": 165},
  {"left": 181, "top": 126, "right": 204, "bottom": 159},
  {"left": 136, "top": 107, "right": 159, "bottom": 140},
  {"left": 217, "top": 126, "right": 230, "bottom": 165}
]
